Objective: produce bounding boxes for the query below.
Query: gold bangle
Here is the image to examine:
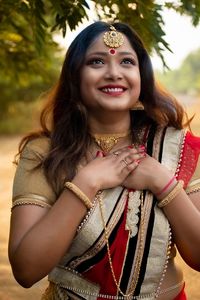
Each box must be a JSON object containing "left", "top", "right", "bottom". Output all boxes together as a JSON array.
[
  {"left": 158, "top": 180, "right": 184, "bottom": 208},
  {"left": 64, "top": 182, "right": 93, "bottom": 209}
]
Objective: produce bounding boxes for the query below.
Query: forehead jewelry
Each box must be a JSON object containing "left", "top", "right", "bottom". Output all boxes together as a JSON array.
[{"left": 103, "top": 25, "right": 124, "bottom": 55}]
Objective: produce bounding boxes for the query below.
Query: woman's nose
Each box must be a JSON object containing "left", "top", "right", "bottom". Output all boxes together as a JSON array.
[{"left": 104, "top": 63, "right": 122, "bottom": 80}]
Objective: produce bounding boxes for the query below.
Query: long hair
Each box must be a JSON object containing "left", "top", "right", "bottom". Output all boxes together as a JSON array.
[{"left": 17, "top": 21, "right": 187, "bottom": 190}]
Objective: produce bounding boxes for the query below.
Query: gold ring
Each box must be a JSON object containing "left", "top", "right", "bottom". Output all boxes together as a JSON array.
[
  {"left": 113, "top": 151, "right": 120, "bottom": 156},
  {"left": 122, "top": 158, "right": 129, "bottom": 166}
]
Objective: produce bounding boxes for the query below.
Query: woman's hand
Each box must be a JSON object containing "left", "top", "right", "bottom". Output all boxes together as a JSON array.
[
  {"left": 123, "top": 153, "right": 174, "bottom": 193},
  {"left": 73, "top": 146, "right": 145, "bottom": 192}
]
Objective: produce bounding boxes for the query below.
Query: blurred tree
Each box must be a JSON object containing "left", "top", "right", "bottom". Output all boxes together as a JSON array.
[
  {"left": 1, "top": 0, "right": 200, "bottom": 72},
  {"left": 156, "top": 48, "right": 200, "bottom": 95},
  {"left": 0, "top": 28, "right": 62, "bottom": 117},
  {"left": 0, "top": 1, "right": 63, "bottom": 117}
]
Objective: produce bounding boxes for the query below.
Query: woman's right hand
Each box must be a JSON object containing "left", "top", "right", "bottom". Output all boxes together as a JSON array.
[{"left": 73, "top": 147, "right": 144, "bottom": 192}]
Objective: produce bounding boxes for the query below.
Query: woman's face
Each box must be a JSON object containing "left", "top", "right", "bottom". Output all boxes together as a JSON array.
[{"left": 80, "top": 32, "right": 141, "bottom": 114}]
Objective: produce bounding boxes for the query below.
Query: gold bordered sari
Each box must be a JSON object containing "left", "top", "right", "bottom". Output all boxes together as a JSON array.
[{"left": 12, "top": 126, "right": 200, "bottom": 300}]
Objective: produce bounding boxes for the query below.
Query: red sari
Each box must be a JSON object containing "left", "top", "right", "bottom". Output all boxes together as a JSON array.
[{"left": 174, "top": 284, "right": 187, "bottom": 300}]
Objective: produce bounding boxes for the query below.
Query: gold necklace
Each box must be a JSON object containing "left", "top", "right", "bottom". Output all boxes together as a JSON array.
[
  {"left": 96, "top": 190, "right": 145, "bottom": 298},
  {"left": 92, "top": 131, "right": 131, "bottom": 153}
]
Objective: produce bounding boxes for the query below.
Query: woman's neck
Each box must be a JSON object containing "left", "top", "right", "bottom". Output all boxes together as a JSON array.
[{"left": 89, "top": 112, "right": 131, "bottom": 135}]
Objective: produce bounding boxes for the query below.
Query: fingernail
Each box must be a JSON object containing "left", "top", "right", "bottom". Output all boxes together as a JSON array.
[
  {"left": 96, "top": 151, "right": 101, "bottom": 157},
  {"left": 135, "top": 159, "right": 141, "bottom": 164},
  {"left": 139, "top": 145, "right": 146, "bottom": 150},
  {"left": 140, "top": 152, "right": 146, "bottom": 157},
  {"left": 128, "top": 145, "right": 133, "bottom": 149}
]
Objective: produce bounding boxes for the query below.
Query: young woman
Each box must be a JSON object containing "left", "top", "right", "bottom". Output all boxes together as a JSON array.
[{"left": 9, "top": 21, "right": 200, "bottom": 300}]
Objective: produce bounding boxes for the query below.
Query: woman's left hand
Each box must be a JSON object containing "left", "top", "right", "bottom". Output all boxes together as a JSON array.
[{"left": 123, "top": 153, "right": 173, "bottom": 193}]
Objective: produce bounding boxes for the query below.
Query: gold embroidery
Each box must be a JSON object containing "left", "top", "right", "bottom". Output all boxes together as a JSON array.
[
  {"left": 127, "top": 192, "right": 153, "bottom": 296},
  {"left": 125, "top": 190, "right": 141, "bottom": 237}
]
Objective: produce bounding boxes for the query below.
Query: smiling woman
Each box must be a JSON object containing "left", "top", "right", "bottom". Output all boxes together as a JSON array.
[
  {"left": 8, "top": 21, "right": 200, "bottom": 300},
  {"left": 80, "top": 32, "right": 140, "bottom": 117}
]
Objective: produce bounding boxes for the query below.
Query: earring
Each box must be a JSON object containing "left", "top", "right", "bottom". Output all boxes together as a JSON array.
[{"left": 131, "top": 100, "right": 144, "bottom": 110}]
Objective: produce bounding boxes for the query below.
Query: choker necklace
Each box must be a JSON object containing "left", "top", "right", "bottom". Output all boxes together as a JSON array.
[{"left": 92, "top": 130, "right": 131, "bottom": 153}]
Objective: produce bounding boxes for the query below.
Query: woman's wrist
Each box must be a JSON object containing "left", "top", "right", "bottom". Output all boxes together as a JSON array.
[
  {"left": 157, "top": 180, "right": 184, "bottom": 208},
  {"left": 150, "top": 171, "right": 176, "bottom": 199},
  {"left": 72, "top": 173, "right": 100, "bottom": 201}
]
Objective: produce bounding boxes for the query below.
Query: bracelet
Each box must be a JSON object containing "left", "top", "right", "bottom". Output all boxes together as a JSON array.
[
  {"left": 64, "top": 182, "right": 93, "bottom": 209},
  {"left": 156, "top": 176, "right": 176, "bottom": 197},
  {"left": 158, "top": 180, "right": 184, "bottom": 208}
]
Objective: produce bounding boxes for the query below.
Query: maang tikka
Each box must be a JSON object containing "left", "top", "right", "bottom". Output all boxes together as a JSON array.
[{"left": 103, "top": 25, "right": 124, "bottom": 55}]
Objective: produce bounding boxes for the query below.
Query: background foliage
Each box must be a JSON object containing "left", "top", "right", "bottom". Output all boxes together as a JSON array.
[
  {"left": 0, "top": 0, "right": 200, "bottom": 133},
  {"left": 157, "top": 48, "right": 200, "bottom": 95}
]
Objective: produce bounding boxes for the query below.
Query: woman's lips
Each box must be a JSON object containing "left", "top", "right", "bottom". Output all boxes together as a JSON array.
[{"left": 99, "top": 85, "right": 127, "bottom": 96}]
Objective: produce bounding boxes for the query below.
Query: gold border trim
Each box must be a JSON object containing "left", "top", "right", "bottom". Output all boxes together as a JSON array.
[
  {"left": 140, "top": 128, "right": 185, "bottom": 295},
  {"left": 186, "top": 181, "right": 200, "bottom": 194},
  {"left": 161, "top": 127, "right": 185, "bottom": 174},
  {"left": 48, "top": 266, "right": 100, "bottom": 297},
  {"left": 127, "top": 191, "right": 154, "bottom": 295},
  {"left": 140, "top": 128, "right": 184, "bottom": 294},
  {"left": 12, "top": 194, "right": 52, "bottom": 209}
]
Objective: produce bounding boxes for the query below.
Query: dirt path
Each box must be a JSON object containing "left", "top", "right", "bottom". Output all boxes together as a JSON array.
[{"left": 0, "top": 135, "right": 199, "bottom": 299}]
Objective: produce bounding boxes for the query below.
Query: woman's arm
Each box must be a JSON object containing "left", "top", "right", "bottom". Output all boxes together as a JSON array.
[
  {"left": 8, "top": 182, "right": 93, "bottom": 288},
  {"left": 161, "top": 190, "right": 200, "bottom": 271}
]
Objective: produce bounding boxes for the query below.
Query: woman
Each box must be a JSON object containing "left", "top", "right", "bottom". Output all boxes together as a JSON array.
[{"left": 9, "top": 21, "right": 200, "bottom": 300}]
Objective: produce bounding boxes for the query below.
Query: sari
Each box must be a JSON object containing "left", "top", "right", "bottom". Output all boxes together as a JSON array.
[
  {"left": 12, "top": 126, "right": 200, "bottom": 300},
  {"left": 174, "top": 284, "right": 187, "bottom": 300}
]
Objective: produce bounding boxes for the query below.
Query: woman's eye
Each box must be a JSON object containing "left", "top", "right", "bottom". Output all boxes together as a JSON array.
[
  {"left": 121, "top": 58, "right": 135, "bottom": 65},
  {"left": 87, "top": 59, "right": 104, "bottom": 65}
]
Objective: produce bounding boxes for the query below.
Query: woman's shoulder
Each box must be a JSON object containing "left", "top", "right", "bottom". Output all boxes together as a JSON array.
[{"left": 21, "top": 135, "right": 51, "bottom": 159}]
